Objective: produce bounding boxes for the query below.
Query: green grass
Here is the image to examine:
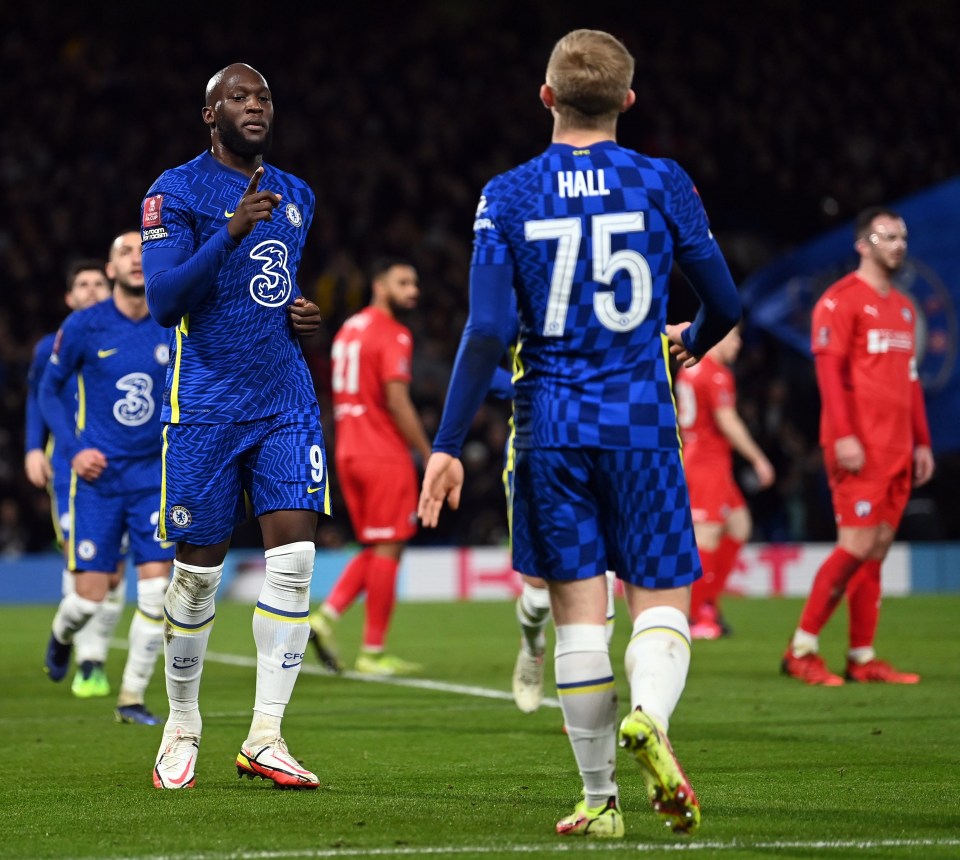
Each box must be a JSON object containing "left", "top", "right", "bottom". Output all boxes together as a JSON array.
[{"left": 2, "top": 595, "right": 959, "bottom": 859}]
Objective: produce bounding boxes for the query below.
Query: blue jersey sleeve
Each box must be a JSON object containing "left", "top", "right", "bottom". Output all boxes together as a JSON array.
[
  {"left": 142, "top": 184, "right": 240, "bottom": 329},
  {"left": 678, "top": 250, "right": 742, "bottom": 356},
  {"left": 662, "top": 161, "right": 742, "bottom": 354},
  {"left": 25, "top": 336, "right": 54, "bottom": 453},
  {"left": 38, "top": 319, "right": 83, "bottom": 461},
  {"left": 432, "top": 262, "right": 516, "bottom": 457}
]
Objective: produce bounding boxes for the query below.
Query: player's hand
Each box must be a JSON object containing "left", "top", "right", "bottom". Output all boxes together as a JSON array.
[
  {"left": 24, "top": 449, "right": 53, "bottom": 488},
  {"left": 288, "top": 296, "right": 322, "bottom": 337},
  {"left": 665, "top": 322, "right": 701, "bottom": 368},
  {"left": 226, "top": 166, "right": 282, "bottom": 242},
  {"left": 753, "top": 456, "right": 776, "bottom": 490},
  {"left": 71, "top": 448, "right": 108, "bottom": 482},
  {"left": 913, "top": 444, "right": 935, "bottom": 487},
  {"left": 418, "top": 452, "right": 465, "bottom": 528},
  {"left": 834, "top": 435, "right": 865, "bottom": 474}
]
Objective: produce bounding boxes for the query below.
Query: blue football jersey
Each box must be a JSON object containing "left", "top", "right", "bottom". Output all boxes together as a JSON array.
[
  {"left": 472, "top": 141, "right": 719, "bottom": 451},
  {"left": 26, "top": 332, "right": 76, "bottom": 479},
  {"left": 41, "top": 298, "right": 170, "bottom": 459},
  {"left": 141, "top": 152, "right": 316, "bottom": 424}
]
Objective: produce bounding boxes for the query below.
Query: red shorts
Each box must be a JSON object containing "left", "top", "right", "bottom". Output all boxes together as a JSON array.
[
  {"left": 824, "top": 448, "right": 912, "bottom": 529},
  {"left": 686, "top": 465, "right": 745, "bottom": 524},
  {"left": 336, "top": 456, "right": 418, "bottom": 543}
]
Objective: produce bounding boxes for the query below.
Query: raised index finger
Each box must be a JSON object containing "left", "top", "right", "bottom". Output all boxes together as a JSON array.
[{"left": 242, "top": 166, "right": 264, "bottom": 197}]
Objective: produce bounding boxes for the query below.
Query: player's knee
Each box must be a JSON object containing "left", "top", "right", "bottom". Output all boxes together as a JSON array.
[
  {"left": 137, "top": 576, "right": 168, "bottom": 617},
  {"left": 169, "top": 560, "right": 223, "bottom": 613},
  {"left": 264, "top": 541, "right": 315, "bottom": 592}
]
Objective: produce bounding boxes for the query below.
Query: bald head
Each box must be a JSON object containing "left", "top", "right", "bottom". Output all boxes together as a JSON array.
[{"left": 205, "top": 63, "right": 268, "bottom": 105}]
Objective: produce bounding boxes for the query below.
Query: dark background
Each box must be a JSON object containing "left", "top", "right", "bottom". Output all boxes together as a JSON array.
[{"left": 2, "top": 0, "right": 958, "bottom": 553}]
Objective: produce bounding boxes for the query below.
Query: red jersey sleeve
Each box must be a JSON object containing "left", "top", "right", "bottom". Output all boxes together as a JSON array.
[
  {"left": 379, "top": 325, "right": 413, "bottom": 384},
  {"left": 812, "top": 288, "right": 855, "bottom": 358}
]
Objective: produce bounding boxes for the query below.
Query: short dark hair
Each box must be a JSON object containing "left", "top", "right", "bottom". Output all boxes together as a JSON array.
[
  {"left": 368, "top": 256, "right": 415, "bottom": 283},
  {"left": 855, "top": 206, "right": 902, "bottom": 240},
  {"left": 65, "top": 258, "right": 107, "bottom": 290}
]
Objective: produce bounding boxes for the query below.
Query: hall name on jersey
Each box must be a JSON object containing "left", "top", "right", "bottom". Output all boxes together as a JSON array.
[{"left": 557, "top": 169, "right": 610, "bottom": 198}]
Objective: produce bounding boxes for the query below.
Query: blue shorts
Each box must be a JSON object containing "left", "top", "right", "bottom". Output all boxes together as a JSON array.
[
  {"left": 160, "top": 404, "right": 330, "bottom": 546},
  {"left": 69, "top": 455, "right": 173, "bottom": 572},
  {"left": 510, "top": 447, "right": 701, "bottom": 589}
]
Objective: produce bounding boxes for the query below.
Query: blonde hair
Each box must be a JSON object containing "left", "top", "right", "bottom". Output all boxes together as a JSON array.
[{"left": 545, "top": 29, "right": 634, "bottom": 128}]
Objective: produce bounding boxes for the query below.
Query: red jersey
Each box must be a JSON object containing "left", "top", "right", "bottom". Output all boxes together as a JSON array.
[
  {"left": 675, "top": 354, "right": 735, "bottom": 473},
  {"left": 811, "top": 273, "right": 917, "bottom": 454},
  {"left": 331, "top": 306, "right": 413, "bottom": 462}
]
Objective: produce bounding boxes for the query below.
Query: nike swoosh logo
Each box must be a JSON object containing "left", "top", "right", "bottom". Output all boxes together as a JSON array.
[
  {"left": 97, "top": 348, "right": 118, "bottom": 358},
  {"left": 307, "top": 486, "right": 321, "bottom": 494},
  {"left": 281, "top": 659, "right": 303, "bottom": 669},
  {"left": 224, "top": 209, "right": 235, "bottom": 218},
  {"left": 169, "top": 751, "right": 197, "bottom": 786}
]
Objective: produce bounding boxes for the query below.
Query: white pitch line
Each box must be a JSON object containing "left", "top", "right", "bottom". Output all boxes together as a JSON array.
[
  {"left": 203, "top": 648, "right": 563, "bottom": 709},
  {"left": 72, "top": 837, "right": 960, "bottom": 860}
]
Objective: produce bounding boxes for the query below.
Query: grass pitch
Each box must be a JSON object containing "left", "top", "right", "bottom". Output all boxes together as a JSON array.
[{"left": 2, "top": 594, "right": 959, "bottom": 859}]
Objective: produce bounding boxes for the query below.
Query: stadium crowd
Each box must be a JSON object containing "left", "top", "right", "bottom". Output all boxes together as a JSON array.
[{"left": 2, "top": 1, "right": 958, "bottom": 553}]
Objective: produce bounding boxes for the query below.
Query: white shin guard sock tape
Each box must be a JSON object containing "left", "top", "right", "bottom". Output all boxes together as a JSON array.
[
  {"left": 249, "top": 542, "right": 315, "bottom": 739},
  {"left": 118, "top": 576, "right": 169, "bottom": 702},
  {"left": 554, "top": 624, "right": 618, "bottom": 806},
  {"left": 163, "top": 561, "right": 223, "bottom": 722},
  {"left": 624, "top": 606, "right": 691, "bottom": 733}
]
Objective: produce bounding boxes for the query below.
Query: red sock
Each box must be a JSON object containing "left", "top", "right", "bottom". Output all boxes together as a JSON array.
[
  {"left": 847, "top": 559, "right": 881, "bottom": 650},
  {"left": 689, "top": 547, "right": 718, "bottom": 619},
  {"left": 363, "top": 554, "right": 400, "bottom": 650},
  {"left": 326, "top": 548, "right": 372, "bottom": 616},
  {"left": 705, "top": 535, "right": 743, "bottom": 604},
  {"left": 798, "top": 547, "right": 863, "bottom": 635}
]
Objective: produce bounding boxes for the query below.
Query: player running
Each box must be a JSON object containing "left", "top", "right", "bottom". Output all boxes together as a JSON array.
[{"left": 40, "top": 231, "right": 172, "bottom": 725}]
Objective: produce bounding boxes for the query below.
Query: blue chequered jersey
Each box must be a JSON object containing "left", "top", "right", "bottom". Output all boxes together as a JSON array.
[
  {"left": 141, "top": 152, "right": 316, "bottom": 424},
  {"left": 473, "top": 141, "right": 719, "bottom": 450},
  {"left": 26, "top": 332, "right": 75, "bottom": 477},
  {"left": 43, "top": 299, "right": 170, "bottom": 458}
]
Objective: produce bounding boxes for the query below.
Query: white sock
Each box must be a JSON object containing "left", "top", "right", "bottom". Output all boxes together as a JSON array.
[
  {"left": 248, "top": 541, "right": 314, "bottom": 746},
  {"left": 848, "top": 646, "right": 875, "bottom": 664},
  {"left": 624, "top": 607, "right": 691, "bottom": 733},
  {"left": 75, "top": 579, "right": 125, "bottom": 664},
  {"left": 52, "top": 592, "right": 101, "bottom": 643},
  {"left": 604, "top": 571, "right": 616, "bottom": 646},
  {"left": 555, "top": 624, "right": 618, "bottom": 808},
  {"left": 163, "top": 560, "right": 222, "bottom": 734},
  {"left": 791, "top": 629, "right": 819, "bottom": 657},
  {"left": 118, "top": 577, "right": 167, "bottom": 706},
  {"left": 517, "top": 583, "right": 551, "bottom": 655}
]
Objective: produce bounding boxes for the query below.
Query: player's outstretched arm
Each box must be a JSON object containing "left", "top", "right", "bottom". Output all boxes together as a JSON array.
[{"left": 418, "top": 453, "right": 464, "bottom": 528}]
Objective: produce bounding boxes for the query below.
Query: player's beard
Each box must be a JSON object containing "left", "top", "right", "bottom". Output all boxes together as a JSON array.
[
  {"left": 117, "top": 281, "right": 146, "bottom": 297},
  {"left": 218, "top": 117, "right": 273, "bottom": 157},
  {"left": 387, "top": 296, "right": 416, "bottom": 319}
]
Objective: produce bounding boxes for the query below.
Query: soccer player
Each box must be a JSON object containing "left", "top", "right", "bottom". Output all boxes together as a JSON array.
[
  {"left": 782, "top": 206, "right": 934, "bottom": 686},
  {"left": 25, "top": 259, "right": 125, "bottom": 698},
  {"left": 674, "top": 326, "right": 775, "bottom": 639},
  {"left": 308, "top": 258, "right": 431, "bottom": 676},
  {"left": 39, "top": 232, "right": 173, "bottom": 726},
  {"left": 419, "top": 30, "right": 741, "bottom": 838},
  {"left": 142, "top": 63, "right": 327, "bottom": 790}
]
